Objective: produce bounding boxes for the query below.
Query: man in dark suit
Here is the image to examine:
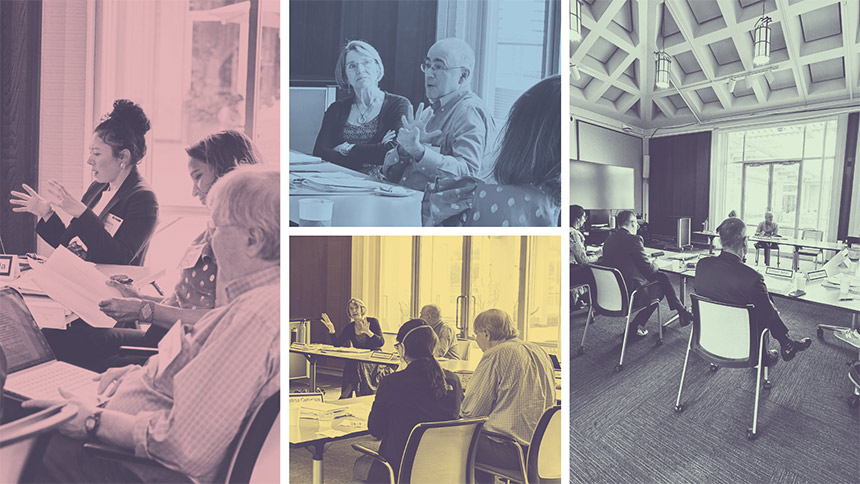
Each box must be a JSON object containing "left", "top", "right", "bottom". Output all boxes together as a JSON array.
[
  {"left": 695, "top": 217, "right": 811, "bottom": 362},
  {"left": 601, "top": 210, "right": 693, "bottom": 336}
]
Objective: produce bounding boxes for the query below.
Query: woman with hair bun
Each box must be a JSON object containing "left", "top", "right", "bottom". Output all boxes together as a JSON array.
[
  {"left": 10, "top": 99, "right": 158, "bottom": 265},
  {"left": 354, "top": 318, "right": 463, "bottom": 483}
]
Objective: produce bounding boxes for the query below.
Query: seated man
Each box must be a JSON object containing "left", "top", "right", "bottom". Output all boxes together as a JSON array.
[
  {"left": 419, "top": 304, "right": 460, "bottom": 359},
  {"left": 461, "top": 309, "right": 556, "bottom": 483},
  {"left": 601, "top": 210, "right": 693, "bottom": 336},
  {"left": 754, "top": 211, "right": 780, "bottom": 266},
  {"left": 695, "top": 217, "right": 811, "bottom": 363},
  {"left": 22, "top": 166, "right": 280, "bottom": 483},
  {"left": 383, "top": 37, "right": 495, "bottom": 190}
]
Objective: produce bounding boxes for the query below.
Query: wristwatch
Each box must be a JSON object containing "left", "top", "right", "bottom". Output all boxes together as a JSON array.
[
  {"left": 139, "top": 300, "right": 154, "bottom": 324},
  {"left": 85, "top": 410, "right": 103, "bottom": 440}
]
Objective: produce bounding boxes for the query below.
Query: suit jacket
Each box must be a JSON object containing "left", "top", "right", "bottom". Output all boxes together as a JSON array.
[
  {"left": 600, "top": 228, "right": 657, "bottom": 290},
  {"left": 36, "top": 167, "right": 158, "bottom": 266},
  {"left": 367, "top": 359, "right": 463, "bottom": 476},
  {"left": 313, "top": 92, "right": 411, "bottom": 171},
  {"left": 694, "top": 251, "right": 785, "bottom": 337}
]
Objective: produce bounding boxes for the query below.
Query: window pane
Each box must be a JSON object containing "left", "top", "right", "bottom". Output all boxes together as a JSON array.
[
  {"left": 255, "top": 0, "right": 280, "bottom": 165},
  {"left": 803, "top": 122, "right": 825, "bottom": 158},
  {"left": 725, "top": 162, "right": 743, "bottom": 217},
  {"left": 727, "top": 131, "right": 745, "bottom": 163},
  {"left": 378, "top": 237, "right": 413, "bottom": 333},
  {"left": 824, "top": 120, "right": 837, "bottom": 157},
  {"left": 742, "top": 164, "right": 769, "bottom": 222},
  {"left": 743, "top": 125, "right": 804, "bottom": 161},
  {"left": 771, "top": 163, "right": 799, "bottom": 238},
  {"left": 418, "top": 238, "right": 464, "bottom": 331},
  {"left": 798, "top": 158, "right": 822, "bottom": 231},
  {"left": 525, "top": 237, "right": 560, "bottom": 347},
  {"left": 468, "top": 236, "right": 521, "bottom": 334}
]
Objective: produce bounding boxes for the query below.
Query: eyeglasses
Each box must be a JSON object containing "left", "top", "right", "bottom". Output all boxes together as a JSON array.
[
  {"left": 346, "top": 59, "right": 377, "bottom": 72},
  {"left": 419, "top": 61, "right": 465, "bottom": 74}
]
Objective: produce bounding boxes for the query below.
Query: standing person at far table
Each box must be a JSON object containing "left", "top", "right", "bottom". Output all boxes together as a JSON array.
[
  {"left": 321, "top": 298, "right": 393, "bottom": 398},
  {"left": 754, "top": 211, "right": 780, "bottom": 266}
]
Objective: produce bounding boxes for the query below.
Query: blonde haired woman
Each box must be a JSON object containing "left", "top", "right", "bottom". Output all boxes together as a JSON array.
[{"left": 321, "top": 298, "right": 392, "bottom": 398}]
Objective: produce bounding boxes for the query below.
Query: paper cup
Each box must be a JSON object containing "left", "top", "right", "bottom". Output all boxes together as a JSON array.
[{"left": 299, "top": 198, "right": 333, "bottom": 227}]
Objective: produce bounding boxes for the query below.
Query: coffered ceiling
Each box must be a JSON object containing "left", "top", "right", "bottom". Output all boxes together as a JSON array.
[{"left": 570, "top": 0, "right": 860, "bottom": 130}]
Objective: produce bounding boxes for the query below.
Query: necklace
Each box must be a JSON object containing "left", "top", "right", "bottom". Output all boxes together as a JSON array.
[{"left": 355, "top": 92, "right": 381, "bottom": 123}]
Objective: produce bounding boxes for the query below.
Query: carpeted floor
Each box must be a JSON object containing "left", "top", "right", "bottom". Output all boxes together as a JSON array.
[{"left": 570, "top": 278, "right": 860, "bottom": 484}]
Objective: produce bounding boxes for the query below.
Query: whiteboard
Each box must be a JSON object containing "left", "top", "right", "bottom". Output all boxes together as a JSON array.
[{"left": 570, "top": 160, "right": 634, "bottom": 210}]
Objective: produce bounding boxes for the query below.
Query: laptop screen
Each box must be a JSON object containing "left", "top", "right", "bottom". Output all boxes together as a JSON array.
[{"left": 0, "top": 287, "right": 55, "bottom": 373}]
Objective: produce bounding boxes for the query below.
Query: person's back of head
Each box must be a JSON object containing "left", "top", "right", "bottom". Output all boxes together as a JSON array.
[
  {"left": 397, "top": 319, "right": 450, "bottom": 400},
  {"left": 473, "top": 309, "right": 517, "bottom": 342},
  {"left": 717, "top": 217, "right": 746, "bottom": 253},
  {"left": 616, "top": 210, "right": 635, "bottom": 230},
  {"left": 95, "top": 99, "right": 151, "bottom": 165},
  {"left": 186, "top": 130, "right": 264, "bottom": 178},
  {"left": 493, "top": 75, "right": 560, "bottom": 206}
]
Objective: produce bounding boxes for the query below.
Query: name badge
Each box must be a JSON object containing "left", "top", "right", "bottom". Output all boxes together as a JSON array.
[
  {"left": 155, "top": 321, "right": 186, "bottom": 378},
  {"left": 104, "top": 213, "right": 124, "bottom": 237},
  {"left": 179, "top": 244, "right": 205, "bottom": 269}
]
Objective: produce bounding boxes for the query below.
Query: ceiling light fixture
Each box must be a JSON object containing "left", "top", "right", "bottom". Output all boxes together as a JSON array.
[
  {"left": 571, "top": 0, "right": 582, "bottom": 43},
  {"left": 753, "top": 1, "right": 772, "bottom": 66},
  {"left": 728, "top": 78, "right": 737, "bottom": 93},
  {"left": 571, "top": 64, "right": 582, "bottom": 81},
  {"left": 655, "top": 2, "right": 671, "bottom": 89}
]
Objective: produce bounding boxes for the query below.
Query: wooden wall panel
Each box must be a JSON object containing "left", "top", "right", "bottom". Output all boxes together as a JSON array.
[
  {"left": 0, "top": 1, "right": 42, "bottom": 254},
  {"left": 648, "top": 131, "right": 712, "bottom": 230}
]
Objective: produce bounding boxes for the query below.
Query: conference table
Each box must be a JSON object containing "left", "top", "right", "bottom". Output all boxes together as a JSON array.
[
  {"left": 289, "top": 150, "right": 423, "bottom": 227},
  {"left": 289, "top": 394, "right": 374, "bottom": 484},
  {"left": 748, "top": 235, "right": 843, "bottom": 272},
  {"left": 692, "top": 230, "right": 718, "bottom": 254}
]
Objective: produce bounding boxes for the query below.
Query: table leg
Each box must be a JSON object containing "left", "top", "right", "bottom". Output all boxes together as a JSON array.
[
  {"left": 679, "top": 276, "right": 687, "bottom": 306},
  {"left": 709, "top": 237, "right": 714, "bottom": 255},
  {"left": 307, "top": 443, "right": 326, "bottom": 484},
  {"left": 309, "top": 357, "right": 318, "bottom": 391},
  {"left": 792, "top": 247, "right": 800, "bottom": 272}
]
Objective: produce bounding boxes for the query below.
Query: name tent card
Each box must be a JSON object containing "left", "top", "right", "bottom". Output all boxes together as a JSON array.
[
  {"left": 807, "top": 270, "right": 827, "bottom": 282},
  {"left": 766, "top": 267, "right": 794, "bottom": 279}
]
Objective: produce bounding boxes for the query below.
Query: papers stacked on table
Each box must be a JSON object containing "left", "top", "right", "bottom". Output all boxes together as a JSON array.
[
  {"left": 301, "top": 173, "right": 386, "bottom": 192},
  {"left": 323, "top": 347, "right": 372, "bottom": 354},
  {"left": 290, "top": 150, "right": 323, "bottom": 164},
  {"left": 300, "top": 401, "right": 350, "bottom": 420}
]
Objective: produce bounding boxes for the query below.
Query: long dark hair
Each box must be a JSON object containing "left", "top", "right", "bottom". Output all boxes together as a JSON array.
[
  {"left": 397, "top": 319, "right": 449, "bottom": 400},
  {"left": 493, "top": 75, "right": 561, "bottom": 205},
  {"left": 95, "top": 99, "right": 151, "bottom": 164},
  {"left": 185, "top": 130, "right": 264, "bottom": 178}
]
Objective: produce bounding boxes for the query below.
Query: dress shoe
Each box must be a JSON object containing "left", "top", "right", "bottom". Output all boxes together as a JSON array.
[
  {"left": 636, "top": 327, "right": 649, "bottom": 337},
  {"left": 780, "top": 337, "right": 812, "bottom": 361},
  {"left": 678, "top": 307, "right": 694, "bottom": 327}
]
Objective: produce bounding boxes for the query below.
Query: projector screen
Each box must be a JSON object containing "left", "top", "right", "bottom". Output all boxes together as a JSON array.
[{"left": 570, "top": 160, "right": 635, "bottom": 210}]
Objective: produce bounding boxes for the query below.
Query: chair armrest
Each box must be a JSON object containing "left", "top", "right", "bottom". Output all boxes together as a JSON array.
[
  {"left": 351, "top": 444, "right": 395, "bottom": 484},
  {"left": 474, "top": 430, "right": 527, "bottom": 476},
  {"left": 117, "top": 346, "right": 158, "bottom": 357},
  {"left": 83, "top": 442, "right": 164, "bottom": 467},
  {"left": 630, "top": 279, "right": 662, "bottom": 307}
]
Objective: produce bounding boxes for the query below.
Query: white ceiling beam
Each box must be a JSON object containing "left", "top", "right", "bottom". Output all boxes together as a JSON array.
[
  {"left": 715, "top": 0, "right": 770, "bottom": 104},
  {"left": 638, "top": 0, "right": 661, "bottom": 125},
  {"left": 571, "top": 0, "right": 628, "bottom": 65},
  {"left": 653, "top": 96, "right": 677, "bottom": 119},
  {"left": 840, "top": 0, "right": 858, "bottom": 99},
  {"left": 774, "top": 0, "right": 810, "bottom": 102}
]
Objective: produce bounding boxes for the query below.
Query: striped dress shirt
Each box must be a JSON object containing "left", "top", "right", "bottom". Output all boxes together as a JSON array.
[
  {"left": 105, "top": 265, "right": 280, "bottom": 483},
  {"left": 461, "top": 338, "right": 556, "bottom": 446}
]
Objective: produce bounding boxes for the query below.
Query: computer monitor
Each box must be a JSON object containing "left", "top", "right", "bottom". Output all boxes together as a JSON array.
[{"left": 586, "top": 209, "right": 611, "bottom": 228}]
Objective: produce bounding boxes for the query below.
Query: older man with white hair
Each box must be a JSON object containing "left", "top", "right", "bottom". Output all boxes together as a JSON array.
[
  {"left": 419, "top": 303, "right": 460, "bottom": 359},
  {"left": 461, "top": 309, "right": 556, "bottom": 483},
  {"left": 383, "top": 37, "right": 495, "bottom": 191},
  {"left": 22, "top": 166, "right": 280, "bottom": 484}
]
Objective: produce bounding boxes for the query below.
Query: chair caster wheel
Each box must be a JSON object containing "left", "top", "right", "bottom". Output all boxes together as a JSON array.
[
  {"left": 613, "top": 364, "right": 623, "bottom": 373},
  {"left": 674, "top": 404, "right": 684, "bottom": 413},
  {"left": 709, "top": 364, "right": 719, "bottom": 373},
  {"left": 747, "top": 428, "right": 758, "bottom": 440},
  {"left": 762, "top": 380, "right": 772, "bottom": 390},
  {"left": 849, "top": 395, "right": 859, "bottom": 408},
  {"left": 576, "top": 346, "right": 584, "bottom": 356},
  {"left": 817, "top": 327, "right": 824, "bottom": 338}
]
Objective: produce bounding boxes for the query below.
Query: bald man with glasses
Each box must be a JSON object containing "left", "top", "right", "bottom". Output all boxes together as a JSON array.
[{"left": 383, "top": 37, "right": 495, "bottom": 191}]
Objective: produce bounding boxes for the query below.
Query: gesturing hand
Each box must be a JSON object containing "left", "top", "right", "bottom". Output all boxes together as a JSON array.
[
  {"left": 381, "top": 130, "right": 396, "bottom": 145},
  {"left": 321, "top": 313, "right": 336, "bottom": 333},
  {"left": 10, "top": 184, "right": 53, "bottom": 219},
  {"left": 106, "top": 278, "right": 143, "bottom": 298},
  {"left": 45, "top": 179, "right": 87, "bottom": 218},
  {"left": 98, "top": 298, "right": 144, "bottom": 323},
  {"left": 398, "top": 103, "right": 442, "bottom": 159}
]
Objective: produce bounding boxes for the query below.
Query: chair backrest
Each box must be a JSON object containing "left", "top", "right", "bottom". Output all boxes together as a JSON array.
[
  {"left": 801, "top": 229, "right": 824, "bottom": 242},
  {"left": 527, "top": 405, "right": 562, "bottom": 484},
  {"left": 585, "top": 264, "right": 630, "bottom": 316},
  {"left": 690, "top": 294, "right": 757, "bottom": 367},
  {"left": 224, "top": 391, "right": 280, "bottom": 484},
  {"left": 398, "top": 417, "right": 487, "bottom": 484},
  {"left": 0, "top": 404, "right": 77, "bottom": 483}
]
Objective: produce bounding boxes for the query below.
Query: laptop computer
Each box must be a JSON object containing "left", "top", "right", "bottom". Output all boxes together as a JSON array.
[
  {"left": 0, "top": 287, "right": 99, "bottom": 401},
  {"left": 549, "top": 353, "right": 562, "bottom": 379}
]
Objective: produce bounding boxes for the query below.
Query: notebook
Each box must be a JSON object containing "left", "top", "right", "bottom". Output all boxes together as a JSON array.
[{"left": 0, "top": 287, "right": 99, "bottom": 401}]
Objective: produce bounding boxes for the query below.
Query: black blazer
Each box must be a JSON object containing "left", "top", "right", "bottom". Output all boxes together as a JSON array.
[
  {"left": 694, "top": 251, "right": 783, "bottom": 332},
  {"left": 329, "top": 317, "right": 385, "bottom": 349},
  {"left": 36, "top": 167, "right": 159, "bottom": 266},
  {"left": 600, "top": 228, "right": 658, "bottom": 290},
  {"left": 367, "top": 359, "right": 463, "bottom": 476},
  {"left": 313, "top": 92, "right": 411, "bottom": 171}
]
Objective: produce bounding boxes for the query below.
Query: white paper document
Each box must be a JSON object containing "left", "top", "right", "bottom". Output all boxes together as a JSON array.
[{"left": 29, "top": 246, "right": 123, "bottom": 328}]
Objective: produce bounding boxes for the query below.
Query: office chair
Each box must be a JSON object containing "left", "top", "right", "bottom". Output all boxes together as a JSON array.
[
  {"left": 580, "top": 264, "right": 666, "bottom": 372},
  {"left": 798, "top": 229, "right": 824, "bottom": 269},
  {"left": 352, "top": 417, "right": 487, "bottom": 484},
  {"left": 84, "top": 391, "right": 280, "bottom": 483},
  {"left": 1, "top": 404, "right": 78, "bottom": 483},
  {"left": 754, "top": 242, "right": 780, "bottom": 267},
  {"left": 674, "top": 295, "right": 772, "bottom": 440},
  {"left": 849, "top": 361, "right": 859, "bottom": 408},
  {"left": 473, "top": 405, "right": 562, "bottom": 484}
]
